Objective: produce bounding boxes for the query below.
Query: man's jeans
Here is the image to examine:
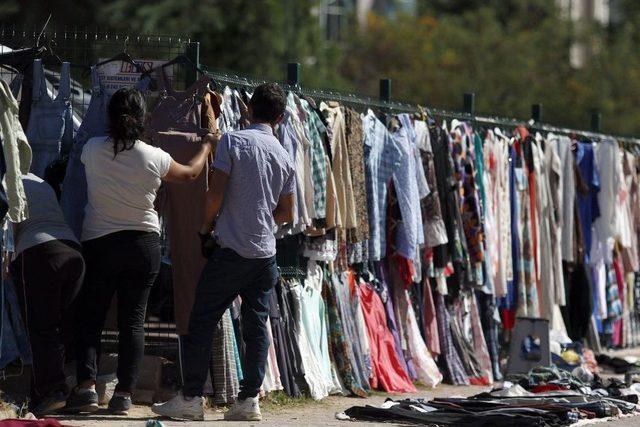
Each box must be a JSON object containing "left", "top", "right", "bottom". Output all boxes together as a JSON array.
[{"left": 182, "top": 248, "right": 278, "bottom": 399}]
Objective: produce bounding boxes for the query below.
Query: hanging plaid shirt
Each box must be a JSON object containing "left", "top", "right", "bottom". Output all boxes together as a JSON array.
[
  {"left": 300, "top": 100, "right": 328, "bottom": 219},
  {"left": 363, "top": 110, "right": 403, "bottom": 261}
]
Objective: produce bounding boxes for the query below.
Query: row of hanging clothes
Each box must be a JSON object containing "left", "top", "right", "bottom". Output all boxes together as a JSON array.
[{"left": 3, "top": 43, "right": 640, "bottom": 404}]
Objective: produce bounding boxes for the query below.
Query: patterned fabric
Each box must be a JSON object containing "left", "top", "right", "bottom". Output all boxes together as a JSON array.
[
  {"left": 515, "top": 141, "right": 539, "bottom": 317},
  {"left": 450, "top": 300, "right": 484, "bottom": 383},
  {"left": 392, "top": 115, "right": 429, "bottom": 263},
  {"left": 300, "top": 99, "right": 328, "bottom": 218},
  {"left": 421, "top": 278, "right": 440, "bottom": 357},
  {"left": 391, "top": 263, "right": 443, "bottom": 388},
  {"left": 209, "top": 310, "right": 239, "bottom": 405},
  {"left": 363, "top": 110, "right": 403, "bottom": 261},
  {"left": 416, "top": 120, "right": 448, "bottom": 248},
  {"left": 434, "top": 292, "right": 469, "bottom": 385},
  {"left": 469, "top": 294, "right": 493, "bottom": 384},
  {"left": 323, "top": 272, "right": 368, "bottom": 397},
  {"left": 333, "top": 273, "right": 372, "bottom": 393},
  {"left": 606, "top": 263, "right": 623, "bottom": 319},
  {"left": 344, "top": 107, "right": 369, "bottom": 243},
  {"left": 454, "top": 131, "right": 485, "bottom": 267},
  {"left": 430, "top": 125, "right": 457, "bottom": 272},
  {"left": 347, "top": 240, "right": 368, "bottom": 265}
]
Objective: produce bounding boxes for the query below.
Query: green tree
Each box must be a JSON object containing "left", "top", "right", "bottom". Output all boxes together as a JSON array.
[{"left": 99, "top": 0, "right": 344, "bottom": 88}]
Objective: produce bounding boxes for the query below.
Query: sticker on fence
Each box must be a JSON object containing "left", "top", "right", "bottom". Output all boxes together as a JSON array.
[{"left": 97, "top": 59, "right": 172, "bottom": 95}]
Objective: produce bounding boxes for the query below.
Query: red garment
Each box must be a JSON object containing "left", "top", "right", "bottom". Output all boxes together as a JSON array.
[
  {"left": 358, "top": 284, "right": 416, "bottom": 393},
  {"left": 469, "top": 376, "right": 491, "bottom": 386},
  {"left": 531, "top": 383, "right": 570, "bottom": 393},
  {"left": 392, "top": 254, "right": 415, "bottom": 288},
  {"left": 0, "top": 420, "right": 68, "bottom": 427},
  {"left": 500, "top": 308, "right": 516, "bottom": 331}
]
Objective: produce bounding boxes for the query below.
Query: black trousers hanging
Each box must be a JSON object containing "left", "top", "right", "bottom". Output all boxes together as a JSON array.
[{"left": 560, "top": 261, "right": 593, "bottom": 342}]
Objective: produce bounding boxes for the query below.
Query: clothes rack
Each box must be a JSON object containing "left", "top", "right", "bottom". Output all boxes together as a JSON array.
[{"left": 203, "top": 65, "right": 640, "bottom": 148}]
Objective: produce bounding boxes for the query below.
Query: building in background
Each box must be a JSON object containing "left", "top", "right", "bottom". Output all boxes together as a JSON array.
[
  {"left": 319, "top": 0, "right": 416, "bottom": 42},
  {"left": 558, "top": 0, "right": 612, "bottom": 67}
]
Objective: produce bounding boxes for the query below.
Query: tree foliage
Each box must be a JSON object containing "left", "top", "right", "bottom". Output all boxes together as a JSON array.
[{"left": 1, "top": 0, "right": 639, "bottom": 135}]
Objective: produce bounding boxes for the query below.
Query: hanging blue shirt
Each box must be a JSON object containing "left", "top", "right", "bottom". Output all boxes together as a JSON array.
[
  {"left": 575, "top": 141, "right": 600, "bottom": 263},
  {"left": 393, "top": 114, "right": 429, "bottom": 261},
  {"left": 363, "top": 110, "right": 403, "bottom": 261}
]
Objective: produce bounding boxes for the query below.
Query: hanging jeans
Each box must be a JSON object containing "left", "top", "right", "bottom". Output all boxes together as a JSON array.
[
  {"left": 75, "top": 231, "right": 160, "bottom": 393},
  {"left": 25, "top": 59, "right": 73, "bottom": 178},
  {"left": 11, "top": 240, "right": 84, "bottom": 402},
  {"left": 0, "top": 227, "right": 32, "bottom": 371},
  {"left": 60, "top": 68, "right": 150, "bottom": 239},
  {"left": 182, "top": 247, "right": 278, "bottom": 399}
]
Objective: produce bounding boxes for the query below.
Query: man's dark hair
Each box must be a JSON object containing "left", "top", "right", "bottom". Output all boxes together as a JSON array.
[{"left": 250, "top": 83, "right": 286, "bottom": 123}]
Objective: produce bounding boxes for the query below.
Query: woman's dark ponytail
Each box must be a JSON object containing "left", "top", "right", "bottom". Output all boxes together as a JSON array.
[{"left": 107, "top": 88, "right": 147, "bottom": 157}]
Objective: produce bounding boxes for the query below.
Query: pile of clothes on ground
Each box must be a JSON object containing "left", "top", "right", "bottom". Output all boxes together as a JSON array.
[{"left": 341, "top": 366, "right": 640, "bottom": 426}]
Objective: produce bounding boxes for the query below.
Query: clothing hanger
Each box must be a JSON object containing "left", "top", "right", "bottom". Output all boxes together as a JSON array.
[
  {"left": 146, "top": 54, "right": 208, "bottom": 78},
  {"left": 93, "top": 37, "right": 144, "bottom": 73},
  {"left": 38, "top": 40, "right": 63, "bottom": 67}
]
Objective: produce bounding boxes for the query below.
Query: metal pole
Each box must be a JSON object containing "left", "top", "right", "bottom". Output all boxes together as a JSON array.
[
  {"left": 184, "top": 41, "right": 200, "bottom": 88},
  {"left": 463, "top": 92, "right": 475, "bottom": 117},
  {"left": 590, "top": 110, "right": 602, "bottom": 133},
  {"left": 379, "top": 78, "right": 391, "bottom": 102},
  {"left": 286, "top": 62, "right": 301, "bottom": 87},
  {"left": 531, "top": 104, "right": 542, "bottom": 123}
]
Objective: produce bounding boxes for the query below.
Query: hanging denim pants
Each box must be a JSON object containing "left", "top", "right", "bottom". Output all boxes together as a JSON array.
[
  {"left": 182, "top": 247, "right": 278, "bottom": 399},
  {"left": 25, "top": 59, "right": 73, "bottom": 178},
  {"left": 60, "top": 66, "right": 108, "bottom": 239}
]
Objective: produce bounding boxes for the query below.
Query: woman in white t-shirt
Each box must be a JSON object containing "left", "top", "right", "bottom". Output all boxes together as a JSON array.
[{"left": 67, "top": 88, "right": 218, "bottom": 414}]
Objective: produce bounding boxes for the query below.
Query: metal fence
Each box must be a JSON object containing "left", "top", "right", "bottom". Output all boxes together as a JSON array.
[{"left": 0, "top": 27, "right": 192, "bottom": 356}]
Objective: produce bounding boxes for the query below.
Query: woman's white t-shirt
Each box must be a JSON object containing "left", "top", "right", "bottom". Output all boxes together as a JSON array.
[{"left": 81, "top": 136, "right": 172, "bottom": 242}]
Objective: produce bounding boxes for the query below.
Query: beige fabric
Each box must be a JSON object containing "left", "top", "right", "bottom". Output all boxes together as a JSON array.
[
  {"left": 320, "top": 102, "right": 357, "bottom": 231},
  {"left": 545, "top": 138, "right": 566, "bottom": 307},
  {"left": 0, "top": 80, "right": 32, "bottom": 222},
  {"left": 325, "top": 155, "right": 341, "bottom": 230}
]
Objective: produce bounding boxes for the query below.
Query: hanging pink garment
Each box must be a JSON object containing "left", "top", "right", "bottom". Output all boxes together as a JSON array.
[
  {"left": 612, "top": 258, "right": 626, "bottom": 347},
  {"left": 358, "top": 284, "right": 416, "bottom": 393}
]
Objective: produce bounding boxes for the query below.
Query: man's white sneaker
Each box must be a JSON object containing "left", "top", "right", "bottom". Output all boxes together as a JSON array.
[
  {"left": 151, "top": 392, "right": 204, "bottom": 421},
  {"left": 224, "top": 396, "right": 262, "bottom": 421}
]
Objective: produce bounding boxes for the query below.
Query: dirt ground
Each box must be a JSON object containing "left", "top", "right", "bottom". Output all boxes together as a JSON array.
[
  {"left": 51, "top": 383, "right": 640, "bottom": 427},
  {"left": 36, "top": 348, "right": 640, "bottom": 426}
]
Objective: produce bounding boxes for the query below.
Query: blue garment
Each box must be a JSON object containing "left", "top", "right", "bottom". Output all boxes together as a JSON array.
[
  {"left": 363, "top": 110, "right": 403, "bottom": 261},
  {"left": 0, "top": 221, "right": 32, "bottom": 370},
  {"left": 501, "top": 144, "right": 519, "bottom": 310},
  {"left": 212, "top": 124, "right": 296, "bottom": 259},
  {"left": 8, "top": 74, "right": 22, "bottom": 99},
  {"left": 276, "top": 107, "right": 301, "bottom": 229},
  {"left": 25, "top": 59, "right": 73, "bottom": 178},
  {"left": 393, "top": 115, "right": 429, "bottom": 261},
  {"left": 575, "top": 142, "right": 600, "bottom": 263},
  {"left": 0, "top": 135, "right": 9, "bottom": 222},
  {"left": 60, "top": 68, "right": 150, "bottom": 239}
]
